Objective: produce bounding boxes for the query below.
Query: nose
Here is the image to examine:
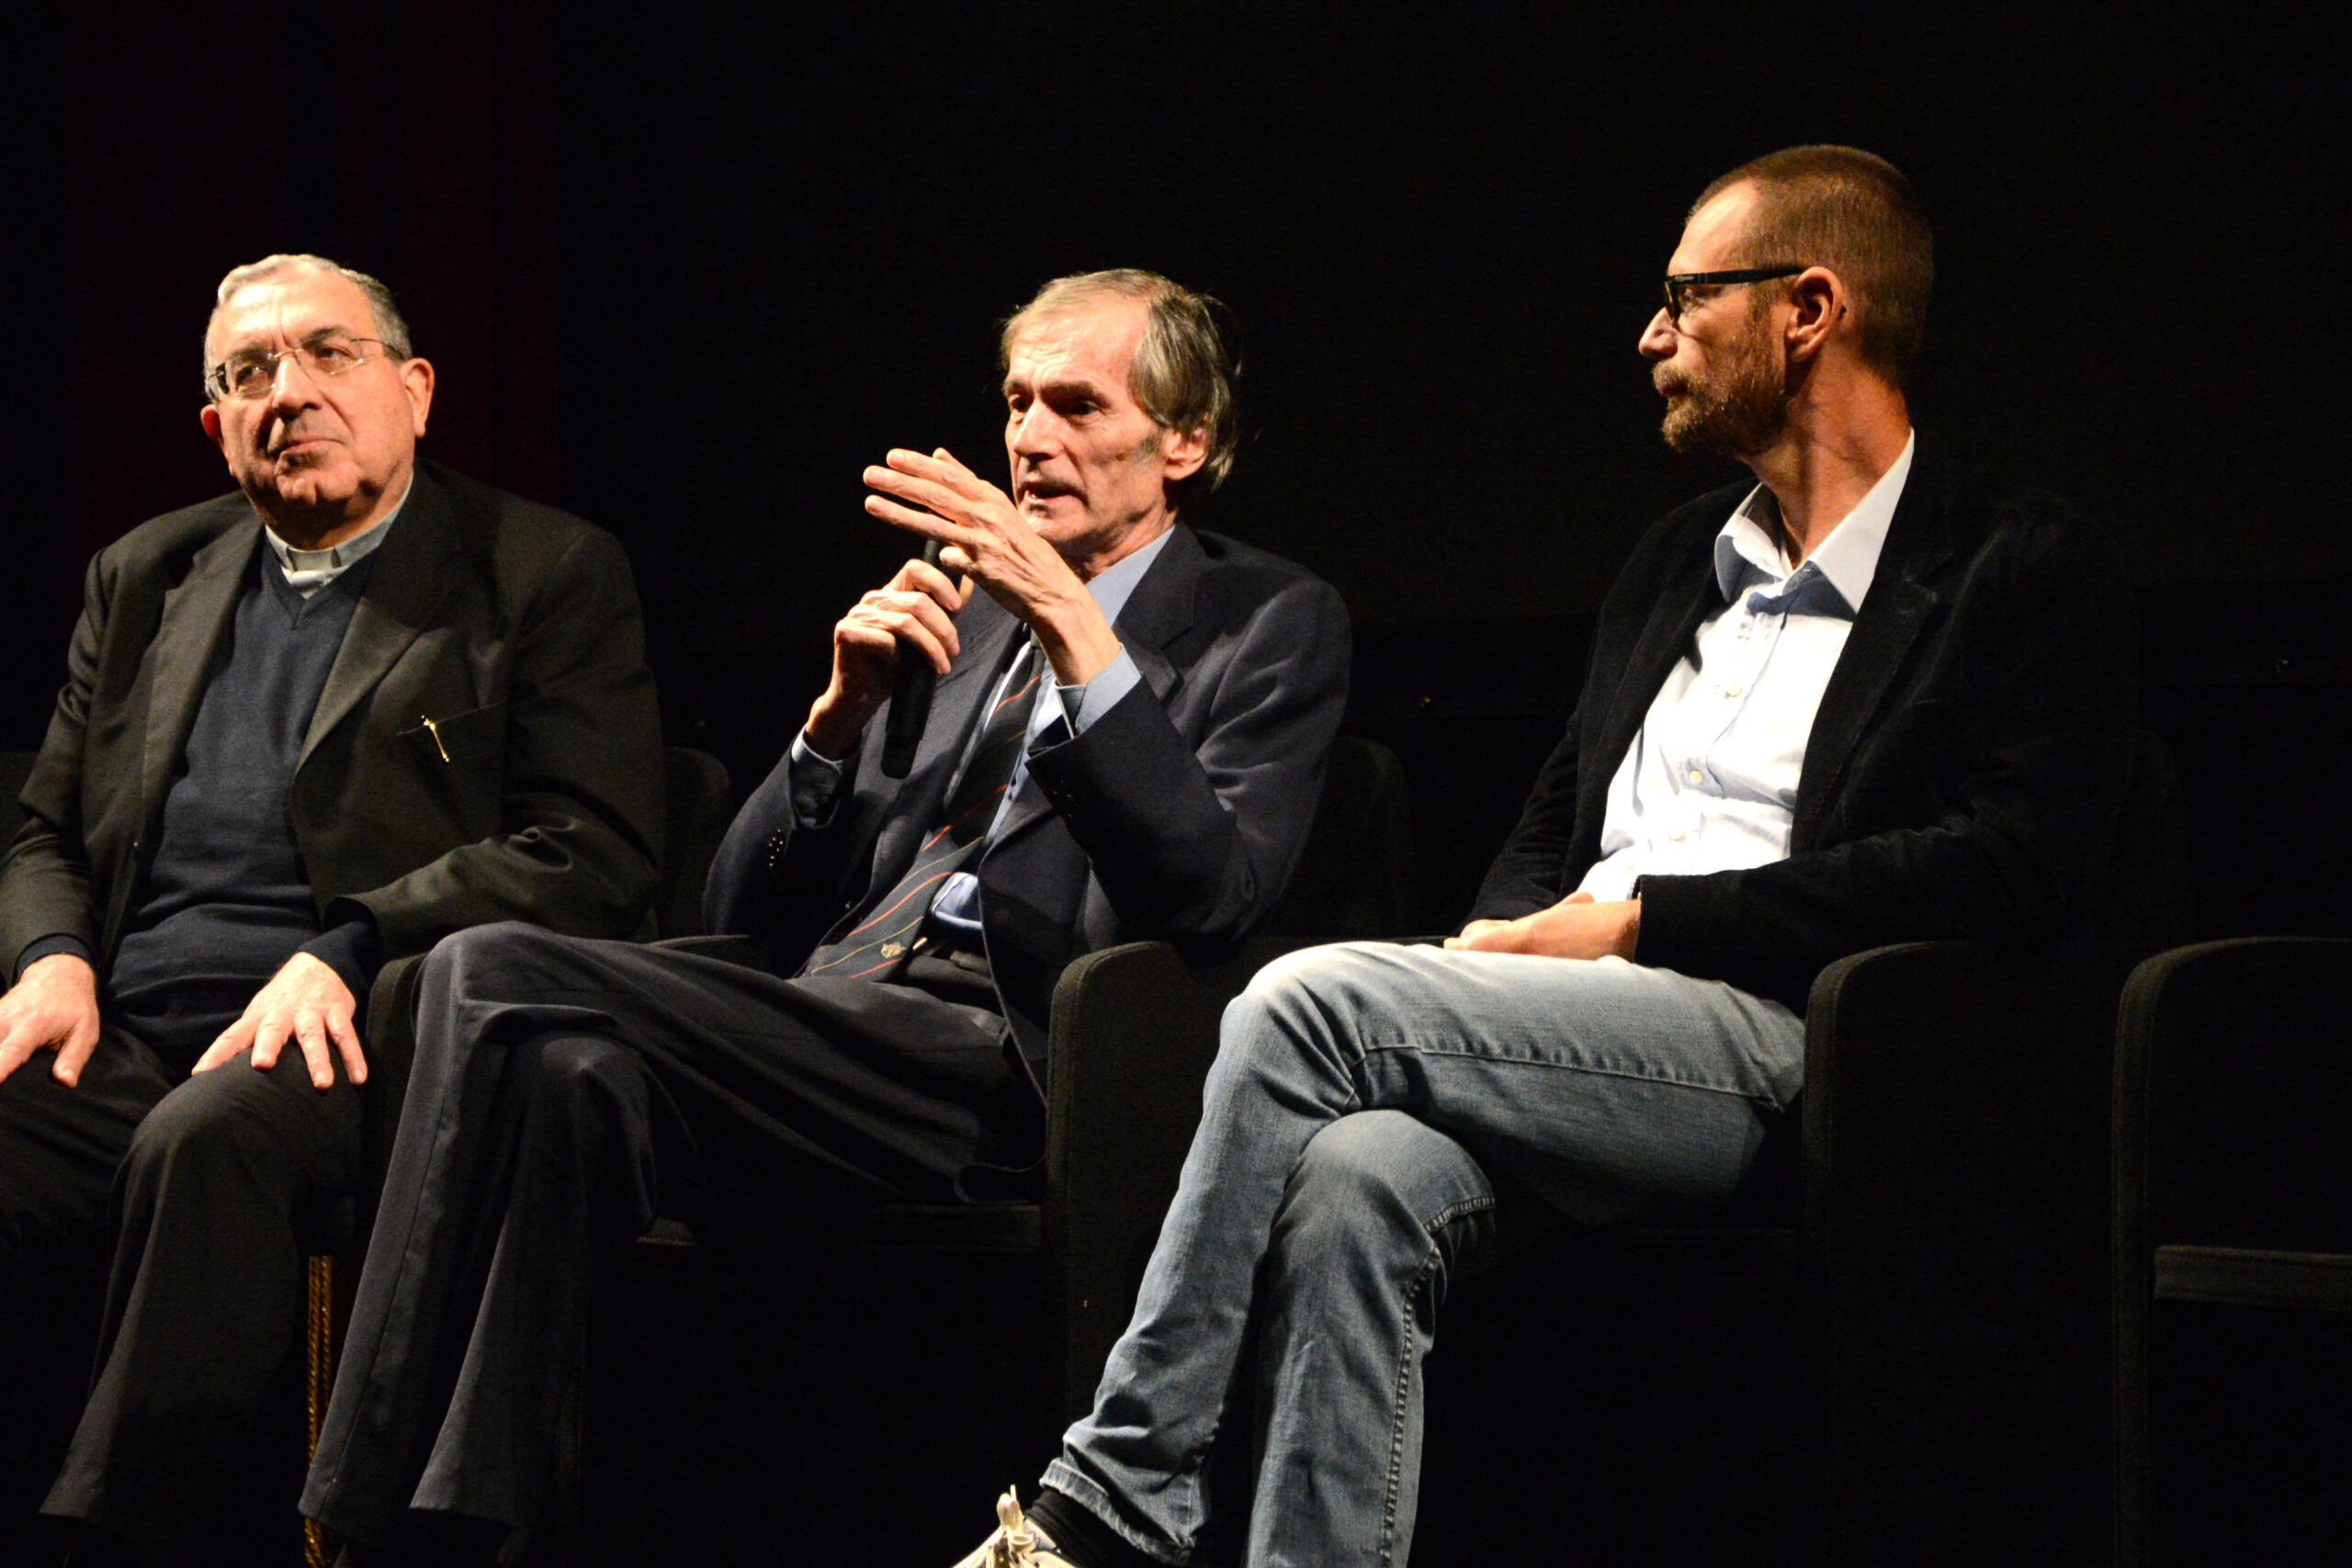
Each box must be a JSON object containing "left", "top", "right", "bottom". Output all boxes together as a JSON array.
[
  {"left": 1006, "top": 402, "right": 1056, "bottom": 458},
  {"left": 267, "top": 351, "right": 324, "bottom": 409},
  {"left": 1637, "top": 308, "right": 1678, "bottom": 361}
]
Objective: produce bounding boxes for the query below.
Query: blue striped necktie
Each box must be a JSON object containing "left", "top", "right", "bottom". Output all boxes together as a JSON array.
[{"left": 797, "top": 637, "right": 1045, "bottom": 984}]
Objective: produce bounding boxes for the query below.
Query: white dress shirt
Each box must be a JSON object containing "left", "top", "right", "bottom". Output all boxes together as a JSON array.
[{"left": 1577, "top": 433, "right": 1915, "bottom": 902}]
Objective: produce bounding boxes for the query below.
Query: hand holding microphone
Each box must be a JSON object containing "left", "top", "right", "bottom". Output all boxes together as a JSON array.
[
  {"left": 882, "top": 537, "right": 947, "bottom": 777},
  {"left": 802, "top": 536, "right": 969, "bottom": 765}
]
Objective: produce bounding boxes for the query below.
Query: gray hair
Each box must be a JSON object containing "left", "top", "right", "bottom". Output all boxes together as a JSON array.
[
  {"left": 204, "top": 254, "right": 414, "bottom": 369},
  {"left": 1001, "top": 268, "right": 1239, "bottom": 500}
]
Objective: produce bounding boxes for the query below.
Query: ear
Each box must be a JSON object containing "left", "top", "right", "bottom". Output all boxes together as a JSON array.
[
  {"left": 199, "top": 402, "right": 224, "bottom": 453},
  {"left": 401, "top": 356, "right": 435, "bottom": 436},
  {"left": 1782, "top": 265, "right": 1849, "bottom": 365},
  {"left": 1158, "top": 423, "right": 1209, "bottom": 484}
]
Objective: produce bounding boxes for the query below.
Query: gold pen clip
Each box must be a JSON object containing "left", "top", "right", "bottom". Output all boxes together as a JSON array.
[{"left": 422, "top": 716, "right": 452, "bottom": 763}]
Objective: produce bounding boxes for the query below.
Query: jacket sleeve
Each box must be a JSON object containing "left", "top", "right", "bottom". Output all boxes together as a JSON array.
[
  {"left": 1633, "top": 505, "right": 2139, "bottom": 1010},
  {"left": 702, "top": 732, "right": 868, "bottom": 957},
  {"left": 338, "top": 527, "right": 665, "bottom": 957},
  {"left": 1468, "top": 712, "right": 1585, "bottom": 922},
  {"left": 1023, "top": 571, "right": 1351, "bottom": 961},
  {"left": 0, "top": 548, "right": 113, "bottom": 979}
]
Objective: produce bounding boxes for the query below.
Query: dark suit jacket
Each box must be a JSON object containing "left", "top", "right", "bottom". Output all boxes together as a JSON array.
[
  {"left": 1473, "top": 442, "right": 2139, "bottom": 1013},
  {"left": 705, "top": 522, "right": 1350, "bottom": 1065},
  {"left": 0, "top": 462, "right": 665, "bottom": 991}
]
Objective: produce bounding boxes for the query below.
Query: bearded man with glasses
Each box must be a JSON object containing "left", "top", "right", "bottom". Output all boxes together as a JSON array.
[
  {"left": 0, "top": 254, "right": 662, "bottom": 1566},
  {"left": 952, "top": 145, "right": 2138, "bottom": 1568}
]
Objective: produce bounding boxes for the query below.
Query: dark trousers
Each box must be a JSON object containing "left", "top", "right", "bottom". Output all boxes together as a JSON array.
[
  {"left": 0, "top": 1018, "right": 373, "bottom": 1563},
  {"left": 301, "top": 921, "right": 1039, "bottom": 1553}
]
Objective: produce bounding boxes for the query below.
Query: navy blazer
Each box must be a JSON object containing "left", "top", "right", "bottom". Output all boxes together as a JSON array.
[
  {"left": 705, "top": 523, "right": 1351, "bottom": 1065},
  {"left": 1473, "top": 442, "right": 2139, "bottom": 1012}
]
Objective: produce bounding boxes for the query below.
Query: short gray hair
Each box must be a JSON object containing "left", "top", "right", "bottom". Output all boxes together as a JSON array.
[
  {"left": 1001, "top": 268, "right": 1239, "bottom": 500},
  {"left": 204, "top": 254, "right": 414, "bottom": 369}
]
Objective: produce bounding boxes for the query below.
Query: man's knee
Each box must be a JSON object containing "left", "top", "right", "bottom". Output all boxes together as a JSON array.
[
  {"left": 1284, "top": 1111, "right": 1491, "bottom": 1243},
  {"left": 1224, "top": 941, "right": 1391, "bottom": 1057},
  {"left": 120, "top": 1064, "right": 319, "bottom": 1207},
  {"left": 424, "top": 919, "right": 582, "bottom": 1009},
  {"left": 514, "top": 1033, "right": 642, "bottom": 1111}
]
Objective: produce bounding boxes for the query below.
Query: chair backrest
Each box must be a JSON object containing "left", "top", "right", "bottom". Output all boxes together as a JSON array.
[
  {"left": 650, "top": 746, "right": 736, "bottom": 939},
  {"left": 1263, "top": 735, "right": 1415, "bottom": 939}
]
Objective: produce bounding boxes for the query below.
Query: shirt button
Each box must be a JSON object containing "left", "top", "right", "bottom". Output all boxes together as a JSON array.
[
  {"left": 1686, "top": 768, "right": 1704, "bottom": 784},
  {"left": 1725, "top": 681, "right": 1744, "bottom": 696},
  {"left": 1668, "top": 829, "right": 1686, "bottom": 841}
]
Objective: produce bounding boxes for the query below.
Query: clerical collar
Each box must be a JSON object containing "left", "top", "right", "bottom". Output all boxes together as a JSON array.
[{"left": 264, "top": 478, "right": 413, "bottom": 597}]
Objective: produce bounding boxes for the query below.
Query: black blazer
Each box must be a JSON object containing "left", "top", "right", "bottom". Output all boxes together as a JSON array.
[
  {"left": 1, "top": 462, "right": 666, "bottom": 981},
  {"left": 705, "top": 523, "right": 1351, "bottom": 1065},
  {"left": 1474, "top": 442, "right": 2139, "bottom": 1012}
]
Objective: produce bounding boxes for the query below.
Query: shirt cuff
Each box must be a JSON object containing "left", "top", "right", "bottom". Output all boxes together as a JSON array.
[
  {"left": 14, "top": 933, "right": 96, "bottom": 987},
  {"left": 1051, "top": 647, "right": 1142, "bottom": 738},
  {"left": 787, "top": 729, "right": 850, "bottom": 828},
  {"left": 299, "top": 916, "right": 383, "bottom": 1001}
]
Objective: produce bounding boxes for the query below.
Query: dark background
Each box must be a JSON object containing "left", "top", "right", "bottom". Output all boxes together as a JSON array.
[
  {"left": 5, "top": 4, "right": 2348, "bottom": 1561},
  {"left": 6, "top": 2, "right": 2346, "bottom": 754}
]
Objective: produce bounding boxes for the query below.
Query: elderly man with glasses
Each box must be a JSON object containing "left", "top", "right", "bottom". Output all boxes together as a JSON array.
[
  {"left": 0, "top": 254, "right": 662, "bottom": 1566},
  {"left": 954, "top": 145, "right": 2138, "bottom": 1568}
]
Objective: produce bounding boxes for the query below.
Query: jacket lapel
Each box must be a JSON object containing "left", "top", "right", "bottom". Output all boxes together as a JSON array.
[
  {"left": 139, "top": 520, "right": 259, "bottom": 826},
  {"left": 300, "top": 469, "right": 459, "bottom": 766},
  {"left": 1582, "top": 522, "right": 1718, "bottom": 832},
  {"left": 1791, "top": 446, "right": 1955, "bottom": 848}
]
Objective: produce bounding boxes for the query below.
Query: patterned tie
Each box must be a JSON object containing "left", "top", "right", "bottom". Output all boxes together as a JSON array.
[{"left": 797, "top": 637, "right": 1044, "bottom": 984}]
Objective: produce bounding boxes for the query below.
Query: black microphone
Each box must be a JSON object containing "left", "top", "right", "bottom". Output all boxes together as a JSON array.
[{"left": 880, "top": 537, "right": 947, "bottom": 778}]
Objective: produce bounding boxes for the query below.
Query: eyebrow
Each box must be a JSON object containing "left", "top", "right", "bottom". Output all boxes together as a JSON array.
[
  {"left": 219, "top": 323, "right": 363, "bottom": 359},
  {"left": 1005, "top": 373, "right": 1109, "bottom": 401}
]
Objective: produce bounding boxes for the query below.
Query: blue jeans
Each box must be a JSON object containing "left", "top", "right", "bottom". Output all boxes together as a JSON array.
[{"left": 1045, "top": 941, "right": 1805, "bottom": 1567}]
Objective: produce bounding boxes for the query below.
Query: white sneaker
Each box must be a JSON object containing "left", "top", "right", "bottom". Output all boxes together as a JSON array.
[{"left": 950, "top": 1487, "right": 1075, "bottom": 1568}]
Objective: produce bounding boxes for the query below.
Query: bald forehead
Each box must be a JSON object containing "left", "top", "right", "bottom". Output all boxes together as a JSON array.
[
  {"left": 1673, "top": 182, "right": 1760, "bottom": 272},
  {"left": 205, "top": 267, "right": 379, "bottom": 361}
]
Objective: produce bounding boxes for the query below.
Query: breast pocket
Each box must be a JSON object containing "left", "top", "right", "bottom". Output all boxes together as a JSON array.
[{"left": 400, "top": 700, "right": 511, "bottom": 766}]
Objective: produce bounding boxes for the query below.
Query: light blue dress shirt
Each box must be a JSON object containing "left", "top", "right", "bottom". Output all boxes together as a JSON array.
[
  {"left": 786, "top": 525, "right": 1174, "bottom": 939},
  {"left": 1577, "top": 434, "right": 1915, "bottom": 902}
]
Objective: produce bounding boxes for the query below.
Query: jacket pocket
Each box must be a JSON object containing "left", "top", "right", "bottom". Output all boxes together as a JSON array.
[{"left": 399, "top": 700, "right": 510, "bottom": 765}]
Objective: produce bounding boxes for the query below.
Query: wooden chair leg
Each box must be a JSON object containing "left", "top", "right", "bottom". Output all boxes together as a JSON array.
[{"left": 306, "top": 1254, "right": 339, "bottom": 1568}]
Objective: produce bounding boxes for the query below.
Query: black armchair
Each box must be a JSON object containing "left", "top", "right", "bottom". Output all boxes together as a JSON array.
[
  {"left": 2110, "top": 936, "right": 2352, "bottom": 1565},
  {"left": 835, "top": 735, "right": 1416, "bottom": 1420}
]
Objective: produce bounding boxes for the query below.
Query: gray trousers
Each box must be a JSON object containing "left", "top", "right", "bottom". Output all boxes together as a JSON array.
[{"left": 301, "top": 920, "right": 1037, "bottom": 1553}]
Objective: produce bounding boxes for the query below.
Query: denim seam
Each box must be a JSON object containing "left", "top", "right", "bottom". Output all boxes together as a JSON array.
[
  {"left": 1379, "top": 1246, "right": 1449, "bottom": 1567},
  {"left": 1361, "top": 1039, "right": 1779, "bottom": 1105}
]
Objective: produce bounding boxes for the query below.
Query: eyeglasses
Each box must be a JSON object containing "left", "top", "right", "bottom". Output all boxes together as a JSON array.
[
  {"left": 205, "top": 333, "right": 395, "bottom": 401},
  {"left": 1660, "top": 266, "right": 1805, "bottom": 324}
]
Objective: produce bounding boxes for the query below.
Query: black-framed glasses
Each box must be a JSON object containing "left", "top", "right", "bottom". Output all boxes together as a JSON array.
[
  {"left": 205, "top": 332, "right": 395, "bottom": 401},
  {"left": 1661, "top": 266, "right": 1805, "bottom": 323}
]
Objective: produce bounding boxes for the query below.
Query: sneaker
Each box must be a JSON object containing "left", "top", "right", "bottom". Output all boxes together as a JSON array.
[{"left": 951, "top": 1487, "right": 1074, "bottom": 1568}]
